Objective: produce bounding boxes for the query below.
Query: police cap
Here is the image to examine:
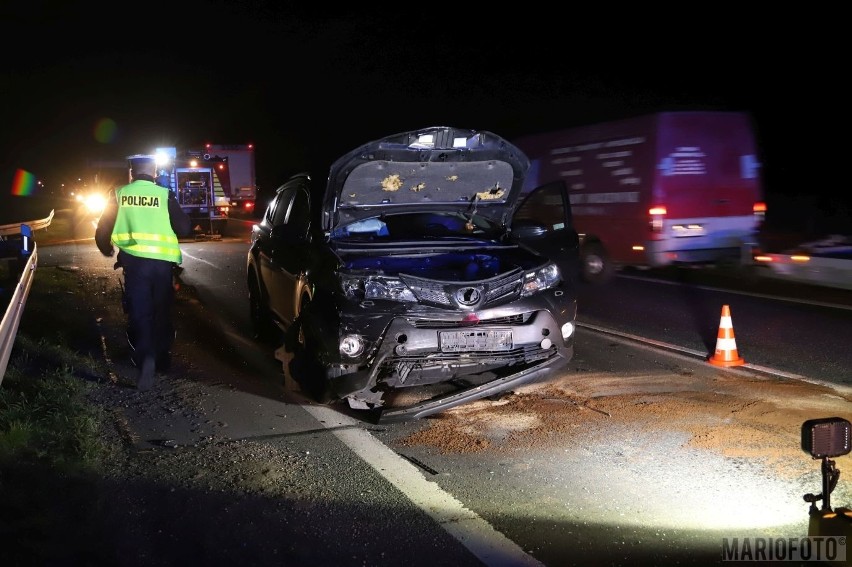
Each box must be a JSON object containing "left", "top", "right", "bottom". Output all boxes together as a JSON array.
[{"left": 127, "top": 154, "right": 158, "bottom": 178}]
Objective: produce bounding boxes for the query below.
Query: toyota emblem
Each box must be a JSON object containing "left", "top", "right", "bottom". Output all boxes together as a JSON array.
[{"left": 455, "top": 287, "right": 482, "bottom": 306}]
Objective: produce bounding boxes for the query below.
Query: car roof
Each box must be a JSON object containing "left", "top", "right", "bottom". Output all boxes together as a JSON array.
[{"left": 321, "top": 126, "right": 530, "bottom": 232}]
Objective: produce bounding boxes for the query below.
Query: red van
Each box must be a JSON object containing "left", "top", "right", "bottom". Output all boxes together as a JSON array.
[{"left": 514, "top": 111, "right": 766, "bottom": 283}]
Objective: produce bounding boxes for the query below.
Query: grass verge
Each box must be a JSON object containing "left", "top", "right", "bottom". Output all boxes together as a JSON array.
[{"left": 0, "top": 262, "right": 117, "bottom": 472}]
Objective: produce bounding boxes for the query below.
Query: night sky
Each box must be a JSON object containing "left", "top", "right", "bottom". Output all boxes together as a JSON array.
[{"left": 1, "top": 5, "right": 846, "bottom": 229}]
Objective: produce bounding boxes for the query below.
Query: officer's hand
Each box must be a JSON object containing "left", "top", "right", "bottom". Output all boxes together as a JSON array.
[{"left": 102, "top": 246, "right": 115, "bottom": 257}]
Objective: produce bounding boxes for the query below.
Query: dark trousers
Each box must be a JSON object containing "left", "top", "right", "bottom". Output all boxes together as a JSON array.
[{"left": 119, "top": 251, "right": 175, "bottom": 369}]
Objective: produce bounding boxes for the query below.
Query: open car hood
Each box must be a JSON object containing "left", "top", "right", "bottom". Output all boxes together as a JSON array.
[{"left": 322, "top": 126, "right": 530, "bottom": 233}]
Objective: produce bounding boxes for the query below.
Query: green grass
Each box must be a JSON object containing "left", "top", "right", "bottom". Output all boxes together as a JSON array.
[
  {"left": 0, "top": 263, "right": 115, "bottom": 473},
  {"left": 0, "top": 357, "right": 106, "bottom": 469}
]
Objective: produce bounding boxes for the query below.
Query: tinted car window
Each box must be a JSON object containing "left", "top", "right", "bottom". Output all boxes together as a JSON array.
[
  {"left": 515, "top": 183, "right": 571, "bottom": 233},
  {"left": 270, "top": 189, "right": 291, "bottom": 227},
  {"left": 287, "top": 189, "right": 310, "bottom": 234}
]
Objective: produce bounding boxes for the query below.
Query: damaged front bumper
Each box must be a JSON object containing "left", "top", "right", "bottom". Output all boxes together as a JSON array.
[
  {"left": 324, "top": 304, "right": 575, "bottom": 421},
  {"left": 376, "top": 349, "right": 572, "bottom": 422}
]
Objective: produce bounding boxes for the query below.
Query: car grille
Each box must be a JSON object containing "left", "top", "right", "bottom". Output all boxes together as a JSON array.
[
  {"left": 401, "top": 269, "right": 524, "bottom": 308},
  {"left": 411, "top": 313, "right": 530, "bottom": 329}
]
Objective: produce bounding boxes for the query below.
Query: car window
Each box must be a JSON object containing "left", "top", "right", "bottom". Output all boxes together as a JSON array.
[
  {"left": 515, "top": 182, "right": 571, "bottom": 233},
  {"left": 287, "top": 189, "right": 310, "bottom": 234},
  {"left": 270, "top": 189, "right": 292, "bottom": 227}
]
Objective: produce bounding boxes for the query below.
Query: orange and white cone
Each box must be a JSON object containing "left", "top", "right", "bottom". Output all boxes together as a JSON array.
[{"left": 709, "top": 304, "right": 745, "bottom": 367}]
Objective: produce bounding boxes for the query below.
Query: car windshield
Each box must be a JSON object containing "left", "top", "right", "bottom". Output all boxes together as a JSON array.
[{"left": 331, "top": 212, "right": 502, "bottom": 240}]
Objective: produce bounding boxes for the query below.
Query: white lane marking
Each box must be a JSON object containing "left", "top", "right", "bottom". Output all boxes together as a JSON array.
[
  {"left": 303, "top": 405, "right": 545, "bottom": 567},
  {"left": 180, "top": 250, "right": 217, "bottom": 268},
  {"left": 576, "top": 324, "right": 852, "bottom": 396},
  {"left": 618, "top": 273, "right": 852, "bottom": 311}
]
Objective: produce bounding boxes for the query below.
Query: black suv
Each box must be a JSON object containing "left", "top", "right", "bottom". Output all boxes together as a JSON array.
[{"left": 247, "top": 126, "right": 579, "bottom": 421}]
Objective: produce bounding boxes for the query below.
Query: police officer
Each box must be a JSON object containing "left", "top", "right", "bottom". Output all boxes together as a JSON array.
[{"left": 95, "top": 154, "right": 191, "bottom": 390}]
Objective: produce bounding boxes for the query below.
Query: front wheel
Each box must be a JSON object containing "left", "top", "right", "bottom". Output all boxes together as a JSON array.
[
  {"left": 581, "top": 242, "right": 615, "bottom": 284},
  {"left": 288, "top": 331, "right": 336, "bottom": 405}
]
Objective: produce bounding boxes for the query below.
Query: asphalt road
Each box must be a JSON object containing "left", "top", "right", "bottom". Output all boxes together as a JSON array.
[{"left": 23, "top": 214, "right": 852, "bottom": 566}]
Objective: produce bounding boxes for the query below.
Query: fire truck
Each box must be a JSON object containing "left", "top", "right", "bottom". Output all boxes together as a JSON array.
[
  {"left": 154, "top": 147, "right": 231, "bottom": 236},
  {"left": 201, "top": 143, "right": 257, "bottom": 214}
]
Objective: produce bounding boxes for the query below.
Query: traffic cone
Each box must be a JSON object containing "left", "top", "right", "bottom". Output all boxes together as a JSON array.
[{"left": 709, "top": 304, "right": 745, "bottom": 367}]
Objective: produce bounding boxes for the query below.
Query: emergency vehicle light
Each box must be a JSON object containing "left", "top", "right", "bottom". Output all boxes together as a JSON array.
[
  {"left": 154, "top": 147, "right": 176, "bottom": 165},
  {"left": 154, "top": 152, "right": 172, "bottom": 167},
  {"left": 753, "top": 202, "right": 767, "bottom": 213},
  {"left": 649, "top": 206, "right": 666, "bottom": 216}
]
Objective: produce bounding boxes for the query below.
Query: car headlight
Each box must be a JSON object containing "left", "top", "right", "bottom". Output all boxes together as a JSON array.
[
  {"left": 340, "top": 275, "right": 417, "bottom": 302},
  {"left": 521, "top": 262, "right": 561, "bottom": 296},
  {"left": 83, "top": 194, "right": 106, "bottom": 214},
  {"left": 340, "top": 334, "right": 366, "bottom": 357}
]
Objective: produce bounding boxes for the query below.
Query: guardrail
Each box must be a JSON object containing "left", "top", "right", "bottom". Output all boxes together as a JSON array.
[
  {"left": 1, "top": 210, "right": 54, "bottom": 386},
  {"left": 0, "top": 241, "right": 37, "bottom": 386},
  {"left": 0, "top": 209, "right": 54, "bottom": 236}
]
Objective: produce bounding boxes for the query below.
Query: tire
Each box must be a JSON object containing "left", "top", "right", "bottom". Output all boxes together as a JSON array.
[
  {"left": 248, "top": 276, "right": 276, "bottom": 342},
  {"left": 290, "top": 333, "right": 334, "bottom": 404},
  {"left": 581, "top": 242, "right": 615, "bottom": 284}
]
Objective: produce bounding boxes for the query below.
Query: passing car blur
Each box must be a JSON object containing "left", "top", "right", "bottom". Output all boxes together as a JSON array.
[
  {"left": 753, "top": 234, "right": 852, "bottom": 290},
  {"left": 246, "top": 126, "right": 580, "bottom": 421}
]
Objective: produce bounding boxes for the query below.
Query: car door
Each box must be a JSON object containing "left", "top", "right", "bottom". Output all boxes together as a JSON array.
[
  {"left": 511, "top": 180, "right": 580, "bottom": 284},
  {"left": 258, "top": 185, "right": 295, "bottom": 325},
  {"left": 263, "top": 177, "right": 313, "bottom": 327}
]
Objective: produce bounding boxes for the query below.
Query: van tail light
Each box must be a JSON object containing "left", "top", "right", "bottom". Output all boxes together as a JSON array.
[
  {"left": 648, "top": 205, "right": 666, "bottom": 233},
  {"left": 753, "top": 201, "right": 766, "bottom": 232}
]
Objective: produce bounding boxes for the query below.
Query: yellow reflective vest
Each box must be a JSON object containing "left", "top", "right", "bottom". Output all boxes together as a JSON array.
[{"left": 111, "top": 179, "right": 182, "bottom": 264}]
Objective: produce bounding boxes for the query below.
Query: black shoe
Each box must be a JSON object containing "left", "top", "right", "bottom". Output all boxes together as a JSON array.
[{"left": 137, "top": 356, "right": 155, "bottom": 391}]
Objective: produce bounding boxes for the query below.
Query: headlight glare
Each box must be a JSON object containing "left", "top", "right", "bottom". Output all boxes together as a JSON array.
[{"left": 82, "top": 194, "right": 107, "bottom": 214}]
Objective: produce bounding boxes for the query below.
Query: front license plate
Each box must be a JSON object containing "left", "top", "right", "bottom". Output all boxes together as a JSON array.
[{"left": 439, "top": 329, "right": 513, "bottom": 352}]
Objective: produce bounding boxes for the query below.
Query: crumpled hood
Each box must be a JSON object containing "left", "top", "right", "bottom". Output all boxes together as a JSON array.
[{"left": 322, "top": 126, "right": 530, "bottom": 232}]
